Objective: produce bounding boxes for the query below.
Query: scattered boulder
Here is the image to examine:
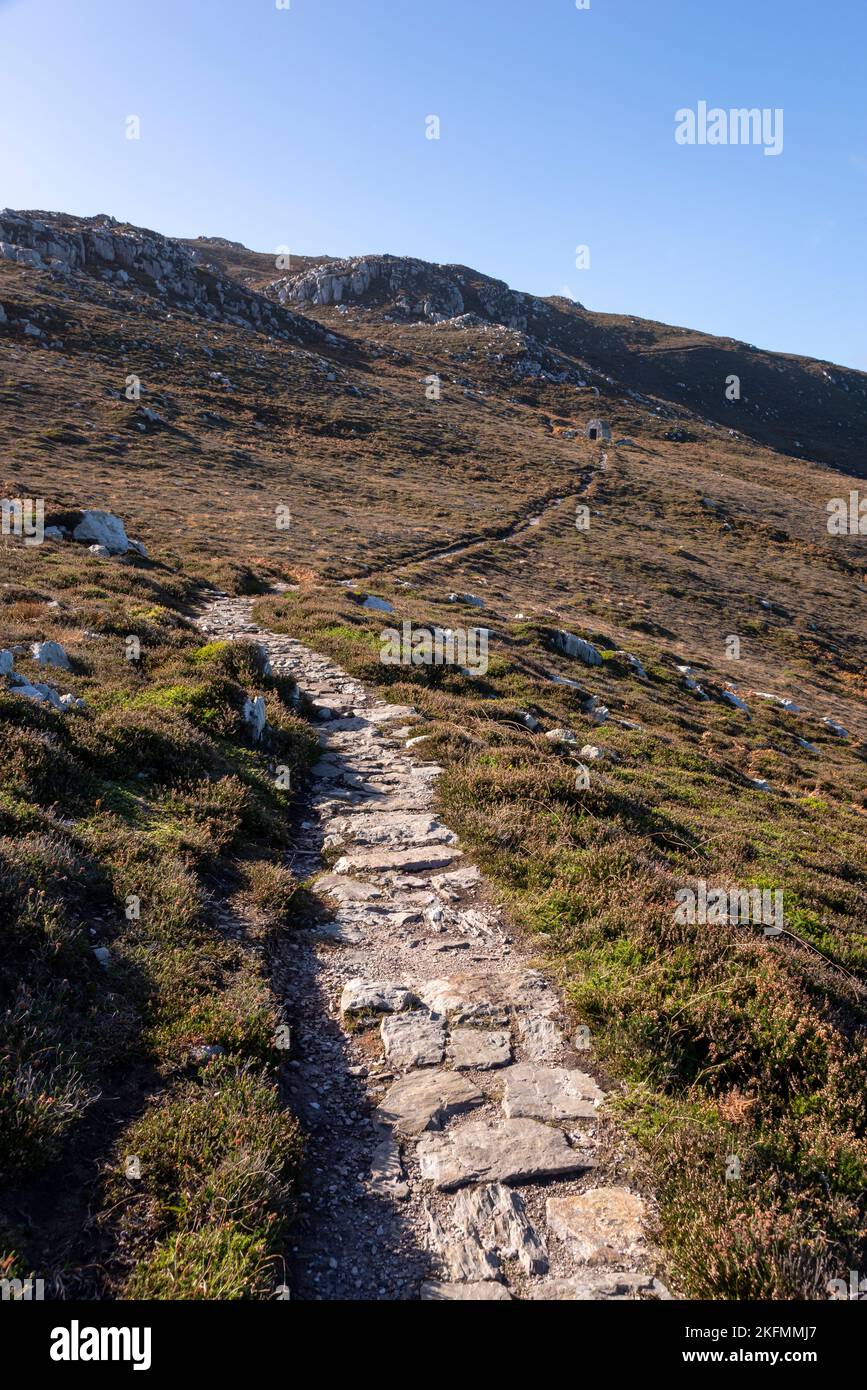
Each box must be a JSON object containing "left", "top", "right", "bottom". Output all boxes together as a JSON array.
[
  {"left": 550, "top": 630, "right": 603, "bottom": 666},
  {"left": 545, "top": 728, "right": 578, "bottom": 745},
  {"left": 72, "top": 509, "right": 129, "bottom": 555},
  {"left": 31, "top": 640, "right": 70, "bottom": 670},
  {"left": 88, "top": 544, "right": 111, "bottom": 558},
  {"left": 0, "top": 649, "right": 14, "bottom": 676},
  {"left": 721, "top": 688, "right": 750, "bottom": 713},
  {"left": 242, "top": 694, "right": 267, "bottom": 741},
  {"left": 579, "top": 744, "right": 618, "bottom": 763},
  {"left": 822, "top": 717, "right": 849, "bottom": 739}
]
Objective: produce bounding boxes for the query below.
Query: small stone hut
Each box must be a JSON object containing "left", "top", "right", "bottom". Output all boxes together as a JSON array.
[{"left": 586, "top": 418, "right": 611, "bottom": 442}]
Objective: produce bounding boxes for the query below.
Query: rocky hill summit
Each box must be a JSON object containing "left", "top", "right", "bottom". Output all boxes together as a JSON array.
[
  {"left": 269, "top": 253, "right": 584, "bottom": 330},
  {"left": 0, "top": 209, "right": 326, "bottom": 344}
]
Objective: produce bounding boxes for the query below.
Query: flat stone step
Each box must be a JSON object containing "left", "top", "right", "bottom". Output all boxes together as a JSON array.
[
  {"left": 375, "top": 1069, "right": 483, "bottom": 1137},
  {"left": 334, "top": 845, "right": 463, "bottom": 875},
  {"left": 417, "top": 1117, "right": 596, "bottom": 1190}
]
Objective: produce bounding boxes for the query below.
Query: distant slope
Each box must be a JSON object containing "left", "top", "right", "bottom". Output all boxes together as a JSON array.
[{"left": 264, "top": 253, "right": 867, "bottom": 477}]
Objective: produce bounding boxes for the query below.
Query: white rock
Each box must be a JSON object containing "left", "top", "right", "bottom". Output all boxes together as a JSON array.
[
  {"left": 31, "top": 640, "right": 70, "bottom": 670},
  {"left": 545, "top": 728, "right": 578, "bottom": 745},
  {"left": 243, "top": 694, "right": 267, "bottom": 741},
  {"left": 72, "top": 509, "right": 129, "bottom": 554},
  {"left": 88, "top": 544, "right": 110, "bottom": 558},
  {"left": 822, "top": 718, "right": 849, "bottom": 739},
  {"left": 753, "top": 692, "right": 800, "bottom": 713},
  {"left": 421, "top": 1281, "right": 512, "bottom": 1301},
  {"left": 579, "top": 744, "right": 618, "bottom": 763},
  {"left": 551, "top": 630, "right": 602, "bottom": 666}
]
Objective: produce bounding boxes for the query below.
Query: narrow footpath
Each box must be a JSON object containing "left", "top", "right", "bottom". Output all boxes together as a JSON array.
[{"left": 198, "top": 594, "right": 671, "bottom": 1302}]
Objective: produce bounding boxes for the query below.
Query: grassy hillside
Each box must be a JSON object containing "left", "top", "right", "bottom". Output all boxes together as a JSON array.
[{"left": 0, "top": 538, "right": 317, "bottom": 1298}]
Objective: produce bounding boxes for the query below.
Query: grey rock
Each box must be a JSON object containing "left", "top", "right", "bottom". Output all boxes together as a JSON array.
[
  {"left": 380, "top": 1012, "right": 446, "bottom": 1069},
  {"left": 376, "top": 1069, "right": 483, "bottom": 1137},
  {"left": 340, "top": 978, "right": 418, "bottom": 1018},
  {"left": 526, "top": 1272, "right": 670, "bottom": 1300},
  {"left": 416, "top": 969, "right": 558, "bottom": 1024},
  {"left": 501, "top": 1063, "right": 604, "bottom": 1121},
  {"left": 333, "top": 845, "right": 462, "bottom": 875},
  {"left": 31, "top": 640, "right": 70, "bottom": 670},
  {"left": 452, "top": 1182, "right": 548, "bottom": 1275},
  {"left": 449, "top": 1027, "right": 512, "bottom": 1071},
  {"left": 518, "top": 1013, "right": 566, "bottom": 1061},
  {"left": 551, "top": 630, "right": 603, "bottom": 666},
  {"left": 420, "top": 1281, "right": 512, "bottom": 1301},
  {"left": 368, "top": 1131, "right": 408, "bottom": 1200},
  {"left": 243, "top": 694, "right": 267, "bottom": 741},
  {"left": 425, "top": 1206, "right": 500, "bottom": 1282},
  {"left": 417, "top": 1117, "right": 596, "bottom": 1190},
  {"left": 314, "top": 873, "right": 383, "bottom": 905}
]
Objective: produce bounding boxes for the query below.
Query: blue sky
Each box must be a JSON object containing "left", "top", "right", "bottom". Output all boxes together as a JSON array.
[{"left": 1, "top": 0, "right": 865, "bottom": 368}]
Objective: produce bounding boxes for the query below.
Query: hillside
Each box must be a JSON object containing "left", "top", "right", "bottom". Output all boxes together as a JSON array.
[{"left": 1, "top": 209, "right": 866, "bottom": 1302}]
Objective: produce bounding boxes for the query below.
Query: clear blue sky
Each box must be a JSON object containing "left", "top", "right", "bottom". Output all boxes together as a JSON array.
[{"left": 2, "top": 0, "right": 865, "bottom": 368}]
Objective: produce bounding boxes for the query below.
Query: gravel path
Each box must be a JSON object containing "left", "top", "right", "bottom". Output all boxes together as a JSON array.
[{"left": 198, "top": 594, "right": 671, "bottom": 1302}]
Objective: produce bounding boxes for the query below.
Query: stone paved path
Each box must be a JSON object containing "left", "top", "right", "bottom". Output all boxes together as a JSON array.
[{"left": 198, "top": 594, "right": 672, "bottom": 1302}]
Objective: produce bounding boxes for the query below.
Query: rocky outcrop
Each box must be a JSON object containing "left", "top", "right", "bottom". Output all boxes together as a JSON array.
[
  {"left": 0, "top": 209, "right": 324, "bottom": 342},
  {"left": 268, "top": 253, "right": 584, "bottom": 331}
]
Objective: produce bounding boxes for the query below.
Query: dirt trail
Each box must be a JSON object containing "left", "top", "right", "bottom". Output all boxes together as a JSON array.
[
  {"left": 348, "top": 453, "right": 604, "bottom": 584},
  {"left": 197, "top": 593, "right": 670, "bottom": 1301}
]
